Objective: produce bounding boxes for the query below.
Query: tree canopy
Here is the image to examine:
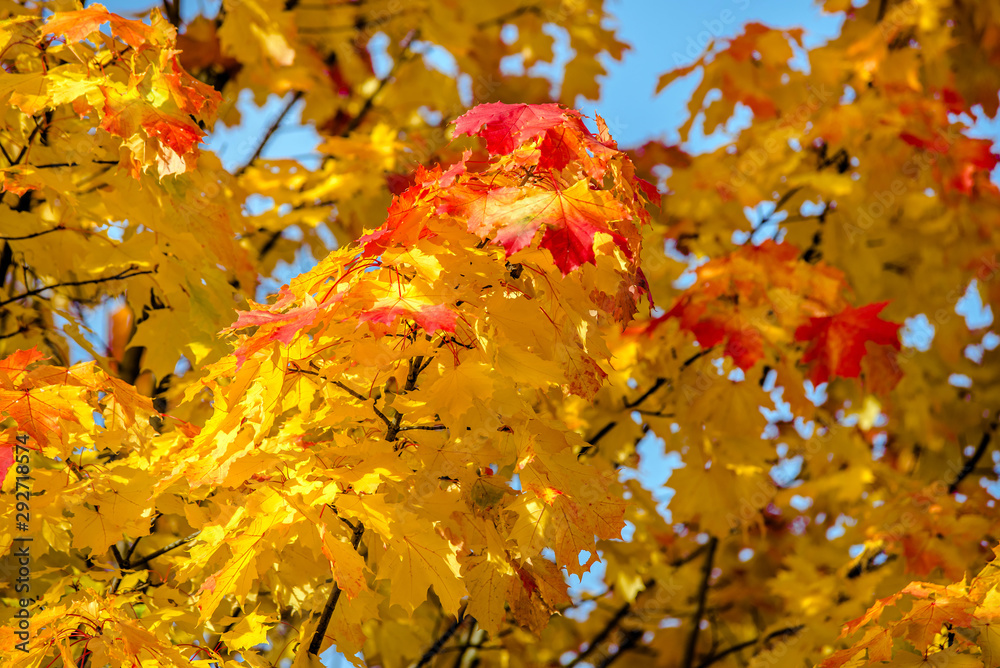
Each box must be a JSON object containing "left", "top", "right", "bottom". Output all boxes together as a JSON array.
[{"left": 2, "top": 1, "right": 1000, "bottom": 667}]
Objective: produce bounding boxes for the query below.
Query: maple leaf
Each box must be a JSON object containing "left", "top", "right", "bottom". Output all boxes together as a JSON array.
[
  {"left": 646, "top": 241, "right": 847, "bottom": 370},
  {"left": 795, "top": 301, "right": 902, "bottom": 385},
  {"left": 43, "top": 4, "right": 158, "bottom": 48},
  {"left": 473, "top": 180, "right": 633, "bottom": 274},
  {"left": 453, "top": 102, "right": 578, "bottom": 155},
  {"left": 358, "top": 299, "right": 457, "bottom": 334},
  {"left": 0, "top": 347, "right": 46, "bottom": 388}
]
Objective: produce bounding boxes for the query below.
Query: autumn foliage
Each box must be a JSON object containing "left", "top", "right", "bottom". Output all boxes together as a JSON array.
[{"left": 2, "top": 1, "right": 1000, "bottom": 667}]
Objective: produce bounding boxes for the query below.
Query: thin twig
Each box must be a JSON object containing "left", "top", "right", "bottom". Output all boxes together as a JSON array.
[
  {"left": 476, "top": 5, "right": 540, "bottom": 28},
  {"left": 30, "top": 160, "right": 119, "bottom": 168},
  {"left": 0, "top": 267, "right": 155, "bottom": 308},
  {"left": 449, "top": 621, "right": 477, "bottom": 668},
  {"left": 341, "top": 32, "right": 418, "bottom": 137},
  {"left": 682, "top": 537, "right": 718, "bottom": 668},
  {"left": 235, "top": 91, "right": 304, "bottom": 176},
  {"left": 413, "top": 605, "right": 469, "bottom": 668},
  {"left": 565, "top": 580, "right": 654, "bottom": 668},
  {"left": 583, "top": 352, "right": 707, "bottom": 452},
  {"left": 328, "top": 378, "right": 394, "bottom": 427},
  {"left": 596, "top": 629, "right": 643, "bottom": 668},
  {"left": 624, "top": 378, "right": 666, "bottom": 409},
  {"left": 129, "top": 531, "right": 200, "bottom": 569},
  {"left": 12, "top": 121, "right": 42, "bottom": 166},
  {"left": 949, "top": 414, "right": 999, "bottom": 493},
  {"left": 695, "top": 625, "right": 804, "bottom": 668},
  {"left": 307, "top": 523, "right": 365, "bottom": 655},
  {"left": 0, "top": 225, "right": 65, "bottom": 241},
  {"left": 124, "top": 536, "right": 143, "bottom": 563}
]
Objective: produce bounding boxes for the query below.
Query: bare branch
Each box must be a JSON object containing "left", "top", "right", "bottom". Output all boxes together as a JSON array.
[
  {"left": 0, "top": 225, "right": 65, "bottom": 241},
  {"left": 696, "top": 625, "right": 804, "bottom": 668},
  {"left": 413, "top": 605, "right": 469, "bottom": 668},
  {"left": 565, "top": 601, "right": 633, "bottom": 668},
  {"left": 566, "top": 579, "right": 655, "bottom": 668},
  {"left": 0, "top": 266, "right": 155, "bottom": 308},
  {"left": 235, "top": 91, "right": 305, "bottom": 176},
  {"left": 682, "top": 537, "right": 717, "bottom": 668},
  {"left": 341, "top": 32, "right": 418, "bottom": 137},
  {"left": 129, "top": 531, "right": 200, "bottom": 569},
  {"left": 307, "top": 523, "right": 366, "bottom": 655},
  {"left": 595, "top": 629, "right": 643, "bottom": 668},
  {"left": 476, "top": 5, "right": 541, "bottom": 29},
  {"left": 949, "top": 413, "right": 999, "bottom": 493}
]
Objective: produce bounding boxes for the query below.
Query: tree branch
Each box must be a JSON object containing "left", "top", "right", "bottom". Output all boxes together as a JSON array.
[
  {"left": 0, "top": 324, "right": 30, "bottom": 340},
  {"left": 129, "top": 531, "right": 200, "bottom": 569},
  {"left": 586, "top": 421, "right": 617, "bottom": 446},
  {"left": 682, "top": 536, "right": 717, "bottom": 668},
  {"left": 396, "top": 424, "right": 447, "bottom": 432},
  {"left": 449, "top": 621, "right": 478, "bottom": 668},
  {"left": 695, "top": 625, "right": 804, "bottom": 668},
  {"left": 595, "top": 629, "right": 643, "bottom": 668},
  {"left": 624, "top": 378, "right": 666, "bottom": 409},
  {"left": 124, "top": 536, "right": 143, "bottom": 563},
  {"left": 476, "top": 5, "right": 541, "bottom": 29},
  {"left": 413, "top": 605, "right": 468, "bottom": 668},
  {"left": 949, "top": 414, "right": 999, "bottom": 493},
  {"left": 325, "top": 378, "right": 394, "bottom": 428},
  {"left": 387, "top": 354, "right": 423, "bottom": 441},
  {"left": 581, "top": 350, "right": 711, "bottom": 453},
  {"left": 0, "top": 266, "right": 155, "bottom": 308},
  {"left": 30, "top": 160, "right": 120, "bottom": 168},
  {"left": 235, "top": 91, "right": 304, "bottom": 176},
  {"left": 12, "top": 120, "right": 42, "bottom": 166},
  {"left": 307, "top": 522, "right": 365, "bottom": 655},
  {"left": 0, "top": 225, "right": 65, "bottom": 241},
  {"left": 566, "top": 579, "right": 655, "bottom": 668},
  {"left": 341, "top": 32, "right": 418, "bottom": 137}
]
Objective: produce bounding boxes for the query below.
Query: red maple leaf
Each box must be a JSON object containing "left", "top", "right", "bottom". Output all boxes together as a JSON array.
[
  {"left": 453, "top": 102, "right": 577, "bottom": 156},
  {"left": 794, "top": 301, "right": 902, "bottom": 384},
  {"left": 141, "top": 114, "right": 204, "bottom": 157},
  {"left": 359, "top": 302, "right": 457, "bottom": 334},
  {"left": 493, "top": 182, "right": 632, "bottom": 274},
  {"left": 640, "top": 241, "right": 848, "bottom": 371}
]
